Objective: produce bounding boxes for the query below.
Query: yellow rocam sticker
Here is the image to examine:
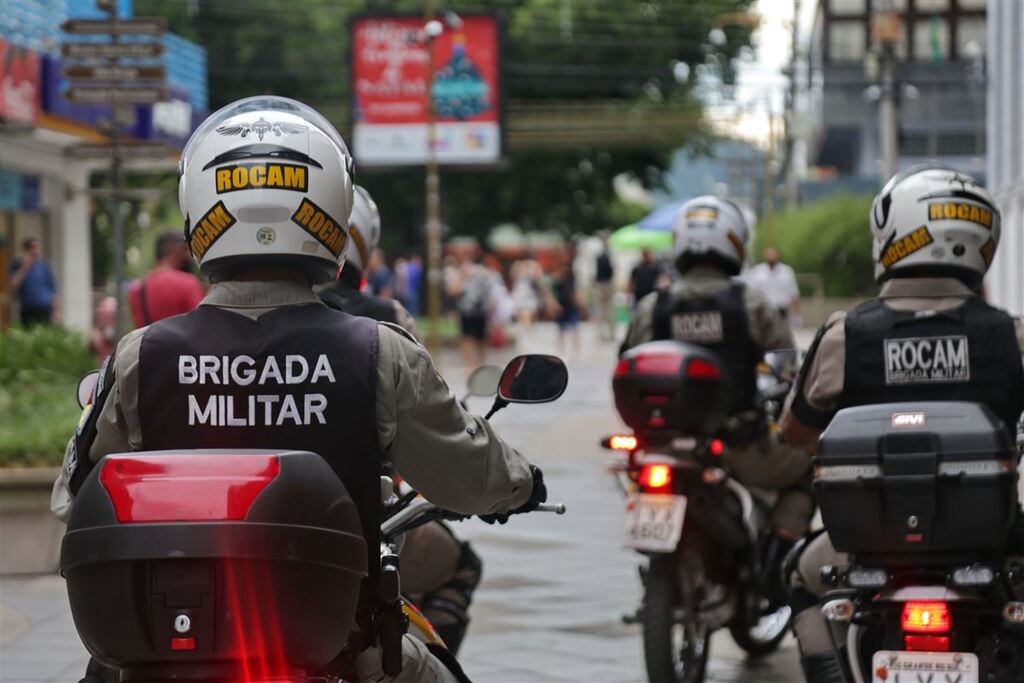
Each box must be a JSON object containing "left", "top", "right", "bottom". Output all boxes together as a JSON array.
[
  {"left": 928, "top": 202, "right": 993, "bottom": 229},
  {"left": 686, "top": 208, "right": 719, "bottom": 221},
  {"left": 879, "top": 225, "right": 933, "bottom": 269},
  {"left": 215, "top": 163, "right": 308, "bottom": 194},
  {"left": 291, "top": 198, "right": 347, "bottom": 257},
  {"left": 190, "top": 201, "right": 237, "bottom": 258}
]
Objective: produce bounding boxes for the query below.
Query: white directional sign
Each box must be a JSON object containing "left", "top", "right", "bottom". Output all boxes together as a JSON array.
[
  {"left": 65, "top": 86, "right": 167, "bottom": 105},
  {"left": 61, "top": 18, "right": 167, "bottom": 35},
  {"left": 61, "top": 42, "right": 164, "bottom": 60}
]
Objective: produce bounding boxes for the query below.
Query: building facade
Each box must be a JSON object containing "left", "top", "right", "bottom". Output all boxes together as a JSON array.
[
  {"left": 0, "top": 0, "right": 207, "bottom": 332},
  {"left": 984, "top": 0, "right": 1022, "bottom": 316},
  {"left": 808, "top": 0, "right": 988, "bottom": 182}
]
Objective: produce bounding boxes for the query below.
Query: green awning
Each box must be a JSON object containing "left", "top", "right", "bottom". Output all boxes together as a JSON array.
[{"left": 608, "top": 223, "right": 673, "bottom": 252}]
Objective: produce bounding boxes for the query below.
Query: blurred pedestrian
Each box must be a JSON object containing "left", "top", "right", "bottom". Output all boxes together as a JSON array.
[
  {"left": 366, "top": 248, "right": 394, "bottom": 298},
  {"left": 405, "top": 254, "right": 423, "bottom": 317},
  {"left": 594, "top": 232, "right": 616, "bottom": 340},
  {"left": 9, "top": 237, "right": 59, "bottom": 326},
  {"left": 552, "top": 260, "right": 582, "bottom": 354},
  {"left": 128, "top": 232, "right": 204, "bottom": 328},
  {"left": 447, "top": 255, "right": 492, "bottom": 368},
  {"left": 511, "top": 259, "right": 542, "bottom": 329},
  {"left": 629, "top": 247, "right": 662, "bottom": 308},
  {"left": 484, "top": 255, "right": 514, "bottom": 348},
  {"left": 89, "top": 296, "right": 118, "bottom": 360},
  {"left": 747, "top": 246, "right": 801, "bottom": 324}
]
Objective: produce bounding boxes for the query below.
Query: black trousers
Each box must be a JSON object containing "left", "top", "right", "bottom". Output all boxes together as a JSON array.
[{"left": 20, "top": 305, "right": 53, "bottom": 327}]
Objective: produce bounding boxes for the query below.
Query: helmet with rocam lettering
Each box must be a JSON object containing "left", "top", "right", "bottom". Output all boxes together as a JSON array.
[
  {"left": 672, "top": 195, "right": 750, "bottom": 276},
  {"left": 870, "top": 165, "right": 1000, "bottom": 286},
  {"left": 178, "top": 96, "right": 355, "bottom": 284},
  {"left": 345, "top": 185, "right": 381, "bottom": 274}
]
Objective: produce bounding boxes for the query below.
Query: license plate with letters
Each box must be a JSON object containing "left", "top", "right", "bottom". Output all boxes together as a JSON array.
[
  {"left": 871, "top": 650, "right": 978, "bottom": 683},
  {"left": 625, "top": 494, "right": 686, "bottom": 552}
]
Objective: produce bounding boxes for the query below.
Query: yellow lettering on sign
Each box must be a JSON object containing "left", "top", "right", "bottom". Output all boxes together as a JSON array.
[
  {"left": 291, "top": 198, "right": 347, "bottom": 258},
  {"left": 928, "top": 202, "right": 992, "bottom": 229},
  {"left": 214, "top": 163, "right": 308, "bottom": 194},
  {"left": 190, "top": 201, "right": 237, "bottom": 258}
]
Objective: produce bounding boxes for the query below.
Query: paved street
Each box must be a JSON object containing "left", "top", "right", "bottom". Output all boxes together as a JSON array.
[{"left": 1, "top": 323, "right": 805, "bottom": 683}]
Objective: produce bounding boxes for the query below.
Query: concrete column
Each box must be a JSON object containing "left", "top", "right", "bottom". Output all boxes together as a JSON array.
[{"left": 54, "top": 163, "right": 93, "bottom": 334}]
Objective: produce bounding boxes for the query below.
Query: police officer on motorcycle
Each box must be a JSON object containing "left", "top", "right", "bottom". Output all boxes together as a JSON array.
[
  {"left": 781, "top": 166, "right": 1024, "bottom": 683},
  {"left": 319, "top": 185, "right": 420, "bottom": 338},
  {"left": 51, "top": 96, "right": 546, "bottom": 683},
  {"left": 621, "top": 195, "right": 815, "bottom": 587},
  {"left": 319, "top": 184, "right": 483, "bottom": 655}
]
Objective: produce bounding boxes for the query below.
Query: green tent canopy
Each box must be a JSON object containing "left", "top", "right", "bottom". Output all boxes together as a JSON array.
[{"left": 608, "top": 223, "right": 673, "bottom": 252}]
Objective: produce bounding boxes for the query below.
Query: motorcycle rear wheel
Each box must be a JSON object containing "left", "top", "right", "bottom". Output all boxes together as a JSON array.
[
  {"left": 642, "top": 555, "right": 710, "bottom": 683},
  {"left": 728, "top": 604, "right": 792, "bottom": 657}
]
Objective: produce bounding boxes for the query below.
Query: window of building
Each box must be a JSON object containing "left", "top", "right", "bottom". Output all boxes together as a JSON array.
[
  {"left": 901, "top": 131, "right": 931, "bottom": 156},
  {"left": 913, "top": 16, "right": 949, "bottom": 61},
  {"left": 829, "top": 0, "right": 867, "bottom": 15},
  {"left": 937, "top": 132, "right": 984, "bottom": 156},
  {"left": 830, "top": 22, "right": 867, "bottom": 61},
  {"left": 958, "top": 17, "right": 986, "bottom": 58},
  {"left": 914, "top": 0, "right": 949, "bottom": 12},
  {"left": 956, "top": 0, "right": 986, "bottom": 10}
]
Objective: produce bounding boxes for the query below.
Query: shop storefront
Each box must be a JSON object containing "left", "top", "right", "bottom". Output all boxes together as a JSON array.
[{"left": 0, "top": 0, "right": 207, "bottom": 333}]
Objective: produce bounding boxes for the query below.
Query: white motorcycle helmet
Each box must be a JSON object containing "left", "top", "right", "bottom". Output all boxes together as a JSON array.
[
  {"left": 871, "top": 165, "right": 1000, "bottom": 286},
  {"left": 672, "top": 195, "right": 749, "bottom": 276},
  {"left": 178, "top": 96, "right": 355, "bottom": 284},
  {"left": 346, "top": 185, "right": 381, "bottom": 274}
]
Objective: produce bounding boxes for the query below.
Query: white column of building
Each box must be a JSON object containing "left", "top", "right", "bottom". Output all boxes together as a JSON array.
[{"left": 52, "top": 162, "right": 94, "bottom": 334}]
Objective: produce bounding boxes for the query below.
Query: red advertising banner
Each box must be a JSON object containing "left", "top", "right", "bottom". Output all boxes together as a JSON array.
[
  {"left": 351, "top": 14, "right": 501, "bottom": 165},
  {"left": 0, "top": 38, "right": 42, "bottom": 124}
]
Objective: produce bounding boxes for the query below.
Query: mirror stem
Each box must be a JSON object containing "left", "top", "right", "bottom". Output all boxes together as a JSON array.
[{"left": 484, "top": 397, "right": 509, "bottom": 420}]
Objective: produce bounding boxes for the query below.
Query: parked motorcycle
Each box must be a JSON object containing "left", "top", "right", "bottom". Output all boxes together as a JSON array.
[
  {"left": 63, "top": 354, "right": 568, "bottom": 683},
  {"left": 602, "top": 341, "right": 798, "bottom": 683},
  {"left": 814, "top": 401, "right": 1024, "bottom": 683}
]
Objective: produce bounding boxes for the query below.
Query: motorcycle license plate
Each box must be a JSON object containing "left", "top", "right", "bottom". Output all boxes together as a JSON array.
[
  {"left": 625, "top": 494, "right": 686, "bottom": 552},
  {"left": 872, "top": 651, "right": 979, "bottom": 683}
]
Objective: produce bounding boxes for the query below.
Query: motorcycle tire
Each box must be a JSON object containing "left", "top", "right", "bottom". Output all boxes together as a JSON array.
[
  {"left": 728, "top": 603, "right": 792, "bottom": 657},
  {"left": 642, "top": 555, "right": 710, "bottom": 683}
]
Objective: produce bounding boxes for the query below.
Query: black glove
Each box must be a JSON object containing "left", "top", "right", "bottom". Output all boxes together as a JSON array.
[{"left": 479, "top": 466, "right": 547, "bottom": 525}]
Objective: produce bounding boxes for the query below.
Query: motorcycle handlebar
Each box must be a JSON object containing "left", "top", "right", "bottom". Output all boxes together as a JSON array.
[{"left": 381, "top": 497, "right": 567, "bottom": 538}]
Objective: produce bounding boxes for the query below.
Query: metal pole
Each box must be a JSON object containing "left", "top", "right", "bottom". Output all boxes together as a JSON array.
[
  {"left": 424, "top": 0, "right": 442, "bottom": 355},
  {"left": 879, "top": 47, "right": 899, "bottom": 182},
  {"left": 109, "top": 4, "right": 127, "bottom": 336}
]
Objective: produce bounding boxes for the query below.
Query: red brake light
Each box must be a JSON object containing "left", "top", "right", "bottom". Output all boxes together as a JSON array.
[
  {"left": 609, "top": 435, "right": 639, "bottom": 451},
  {"left": 100, "top": 454, "right": 280, "bottom": 523},
  {"left": 686, "top": 358, "right": 720, "bottom": 379},
  {"left": 903, "top": 634, "right": 951, "bottom": 652},
  {"left": 709, "top": 438, "right": 725, "bottom": 456},
  {"left": 614, "top": 358, "right": 630, "bottom": 377},
  {"left": 901, "top": 601, "right": 951, "bottom": 634},
  {"left": 633, "top": 352, "right": 685, "bottom": 375},
  {"left": 639, "top": 464, "right": 673, "bottom": 492}
]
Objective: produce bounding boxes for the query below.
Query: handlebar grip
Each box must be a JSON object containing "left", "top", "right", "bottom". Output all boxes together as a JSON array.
[{"left": 535, "top": 503, "right": 566, "bottom": 514}]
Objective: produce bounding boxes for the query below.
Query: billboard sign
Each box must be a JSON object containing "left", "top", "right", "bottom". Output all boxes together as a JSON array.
[
  {"left": 351, "top": 14, "right": 502, "bottom": 166},
  {"left": 0, "top": 38, "right": 41, "bottom": 124}
]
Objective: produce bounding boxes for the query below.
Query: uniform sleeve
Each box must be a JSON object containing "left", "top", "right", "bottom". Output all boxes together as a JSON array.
[
  {"left": 784, "top": 312, "right": 847, "bottom": 429},
  {"left": 744, "top": 286, "right": 795, "bottom": 352},
  {"left": 620, "top": 290, "right": 658, "bottom": 353},
  {"left": 375, "top": 324, "right": 533, "bottom": 515},
  {"left": 51, "top": 329, "right": 146, "bottom": 521}
]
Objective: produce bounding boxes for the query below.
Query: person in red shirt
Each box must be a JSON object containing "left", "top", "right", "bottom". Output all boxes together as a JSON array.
[{"left": 128, "top": 232, "right": 205, "bottom": 328}]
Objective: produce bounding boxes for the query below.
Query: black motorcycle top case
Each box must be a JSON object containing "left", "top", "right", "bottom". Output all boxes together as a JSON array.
[{"left": 815, "top": 401, "right": 1018, "bottom": 562}]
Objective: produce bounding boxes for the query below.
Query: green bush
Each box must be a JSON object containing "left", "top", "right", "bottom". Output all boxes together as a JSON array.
[
  {"left": 755, "top": 194, "right": 877, "bottom": 298},
  {"left": 0, "top": 326, "right": 97, "bottom": 467}
]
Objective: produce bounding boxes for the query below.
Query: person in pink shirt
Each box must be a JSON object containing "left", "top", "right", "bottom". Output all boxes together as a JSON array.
[{"left": 128, "top": 232, "right": 205, "bottom": 328}]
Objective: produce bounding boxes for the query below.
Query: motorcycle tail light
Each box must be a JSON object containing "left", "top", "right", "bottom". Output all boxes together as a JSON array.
[
  {"left": 903, "top": 634, "right": 950, "bottom": 652},
  {"left": 709, "top": 438, "right": 725, "bottom": 457},
  {"left": 901, "top": 601, "right": 952, "bottom": 634},
  {"left": 633, "top": 352, "right": 685, "bottom": 375},
  {"left": 846, "top": 567, "right": 888, "bottom": 589},
  {"left": 99, "top": 453, "right": 280, "bottom": 523},
  {"left": 607, "top": 434, "right": 639, "bottom": 451},
  {"left": 639, "top": 464, "right": 673, "bottom": 493},
  {"left": 686, "top": 358, "right": 720, "bottom": 380}
]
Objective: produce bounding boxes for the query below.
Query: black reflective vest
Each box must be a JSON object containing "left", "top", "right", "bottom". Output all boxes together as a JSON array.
[
  {"left": 136, "top": 303, "right": 381, "bottom": 593},
  {"left": 320, "top": 267, "right": 398, "bottom": 325},
  {"left": 841, "top": 296, "right": 1024, "bottom": 431},
  {"left": 652, "top": 281, "right": 760, "bottom": 414}
]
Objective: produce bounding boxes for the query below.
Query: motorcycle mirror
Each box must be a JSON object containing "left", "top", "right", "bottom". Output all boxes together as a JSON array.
[
  {"left": 76, "top": 370, "right": 100, "bottom": 409},
  {"left": 497, "top": 354, "right": 568, "bottom": 404},
  {"left": 763, "top": 348, "right": 801, "bottom": 382},
  {"left": 466, "top": 365, "right": 502, "bottom": 397}
]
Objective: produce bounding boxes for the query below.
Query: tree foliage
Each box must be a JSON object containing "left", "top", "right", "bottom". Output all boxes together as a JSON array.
[{"left": 755, "top": 194, "right": 877, "bottom": 298}]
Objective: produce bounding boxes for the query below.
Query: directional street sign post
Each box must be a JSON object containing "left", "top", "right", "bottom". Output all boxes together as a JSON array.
[
  {"left": 61, "top": 42, "right": 164, "bottom": 60},
  {"left": 64, "top": 86, "right": 167, "bottom": 105},
  {"left": 61, "top": 17, "right": 167, "bottom": 35},
  {"left": 61, "top": 64, "right": 166, "bottom": 81}
]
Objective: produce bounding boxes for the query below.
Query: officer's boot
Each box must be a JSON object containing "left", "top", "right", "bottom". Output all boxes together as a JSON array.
[
  {"left": 78, "top": 657, "right": 118, "bottom": 683},
  {"left": 420, "top": 540, "right": 483, "bottom": 655}
]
